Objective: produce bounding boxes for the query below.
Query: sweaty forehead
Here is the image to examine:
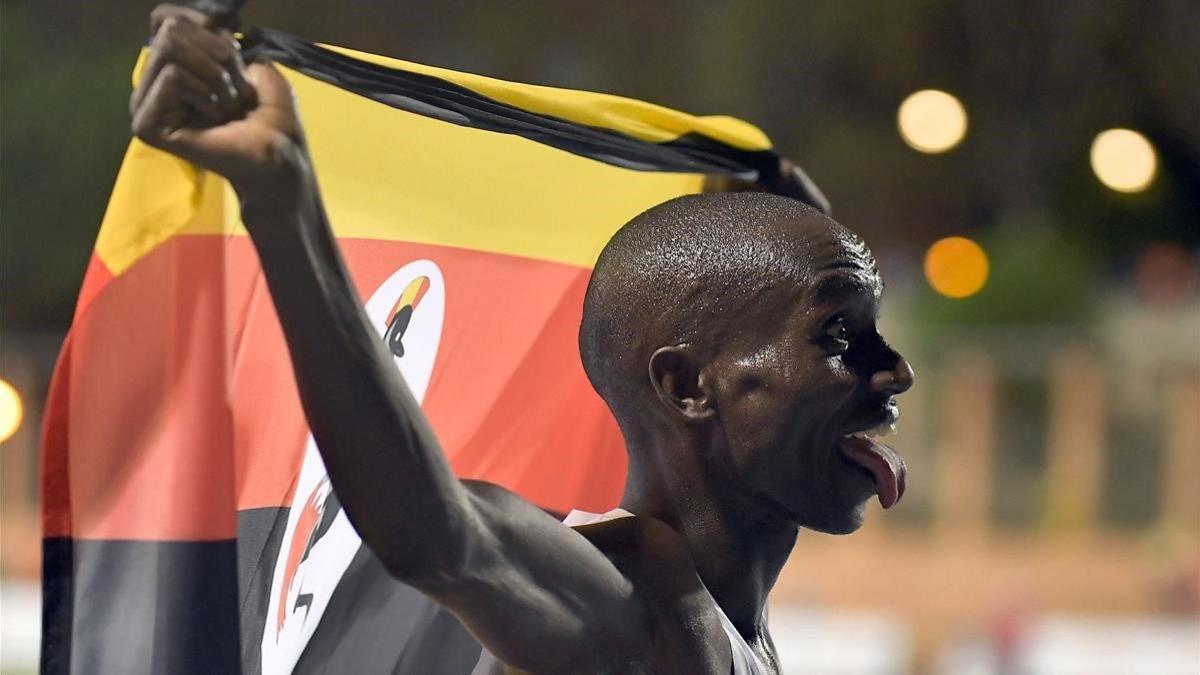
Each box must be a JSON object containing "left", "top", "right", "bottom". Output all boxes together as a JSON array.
[
  {"left": 774, "top": 215, "right": 879, "bottom": 284},
  {"left": 809, "top": 270, "right": 882, "bottom": 309},
  {"left": 724, "top": 216, "right": 881, "bottom": 331}
]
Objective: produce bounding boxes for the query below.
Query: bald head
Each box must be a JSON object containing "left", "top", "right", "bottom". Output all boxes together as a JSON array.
[{"left": 579, "top": 192, "right": 875, "bottom": 427}]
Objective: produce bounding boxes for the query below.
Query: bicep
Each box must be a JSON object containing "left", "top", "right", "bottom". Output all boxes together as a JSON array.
[{"left": 414, "top": 480, "right": 648, "bottom": 672}]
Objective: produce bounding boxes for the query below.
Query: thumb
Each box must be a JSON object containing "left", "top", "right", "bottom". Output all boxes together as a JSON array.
[
  {"left": 246, "top": 62, "right": 291, "bottom": 106},
  {"left": 243, "top": 62, "right": 303, "bottom": 145},
  {"left": 165, "top": 120, "right": 308, "bottom": 201}
]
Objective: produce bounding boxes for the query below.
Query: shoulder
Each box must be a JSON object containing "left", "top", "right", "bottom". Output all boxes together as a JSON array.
[
  {"left": 454, "top": 489, "right": 730, "bottom": 672},
  {"left": 574, "top": 515, "right": 733, "bottom": 672},
  {"left": 570, "top": 515, "right": 696, "bottom": 585}
]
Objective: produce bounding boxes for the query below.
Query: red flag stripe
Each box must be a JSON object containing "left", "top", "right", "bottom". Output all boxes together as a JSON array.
[{"left": 43, "top": 234, "right": 626, "bottom": 541}]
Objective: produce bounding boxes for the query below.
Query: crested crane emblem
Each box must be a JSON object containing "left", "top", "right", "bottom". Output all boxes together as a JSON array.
[{"left": 383, "top": 276, "right": 431, "bottom": 358}]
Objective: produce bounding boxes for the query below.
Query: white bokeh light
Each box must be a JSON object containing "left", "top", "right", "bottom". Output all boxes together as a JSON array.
[
  {"left": 897, "top": 89, "right": 968, "bottom": 153},
  {"left": 1091, "top": 128, "right": 1157, "bottom": 193}
]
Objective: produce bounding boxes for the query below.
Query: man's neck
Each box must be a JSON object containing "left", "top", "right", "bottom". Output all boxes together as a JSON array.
[{"left": 618, "top": 435, "right": 799, "bottom": 636}]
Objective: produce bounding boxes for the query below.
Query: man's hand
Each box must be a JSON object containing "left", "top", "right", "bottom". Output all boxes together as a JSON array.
[{"left": 130, "top": 7, "right": 303, "bottom": 199}]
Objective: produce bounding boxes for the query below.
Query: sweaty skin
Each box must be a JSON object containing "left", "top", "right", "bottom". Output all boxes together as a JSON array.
[{"left": 131, "top": 8, "right": 913, "bottom": 674}]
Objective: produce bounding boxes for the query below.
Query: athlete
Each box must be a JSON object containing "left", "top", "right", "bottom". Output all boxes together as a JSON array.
[{"left": 131, "top": 8, "right": 913, "bottom": 674}]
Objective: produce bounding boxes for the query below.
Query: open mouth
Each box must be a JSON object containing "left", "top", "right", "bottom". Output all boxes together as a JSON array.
[{"left": 835, "top": 407, "right": 908, "bottom": 509}]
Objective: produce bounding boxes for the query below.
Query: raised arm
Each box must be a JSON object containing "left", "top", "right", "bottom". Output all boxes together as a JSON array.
[{"left": 130, "top": 11, "right": 647, "bottom": 671}]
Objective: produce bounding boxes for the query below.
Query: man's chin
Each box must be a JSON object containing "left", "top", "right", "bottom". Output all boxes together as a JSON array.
[{"left": 802, "top": 500, "right": 868, "bottom": 535}]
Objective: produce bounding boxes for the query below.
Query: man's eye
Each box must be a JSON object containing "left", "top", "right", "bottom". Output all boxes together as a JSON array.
[{"left": 821, "top": 317, "right": 851, "bottom": 353}]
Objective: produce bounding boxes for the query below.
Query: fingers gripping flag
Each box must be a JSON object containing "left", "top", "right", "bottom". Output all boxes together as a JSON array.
[{"left": 40, "top": 29, "right": 797, "bottom": 674}]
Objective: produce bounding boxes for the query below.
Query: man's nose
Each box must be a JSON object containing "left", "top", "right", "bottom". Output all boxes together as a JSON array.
[{"left": 869, "top": 355, "right": 915, "bottom": 396}]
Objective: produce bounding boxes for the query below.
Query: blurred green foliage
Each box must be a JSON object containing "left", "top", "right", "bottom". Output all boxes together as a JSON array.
[{"left": 1, "top": 4, "right": 137, "bottom": 329}]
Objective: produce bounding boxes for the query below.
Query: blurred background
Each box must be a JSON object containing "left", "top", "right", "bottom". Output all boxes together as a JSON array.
[{"left": 2, "top": 1, "right": 1197, "bottom": 673}]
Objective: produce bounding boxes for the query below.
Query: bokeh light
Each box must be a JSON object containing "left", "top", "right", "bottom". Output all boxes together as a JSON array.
[
  {"left": 1090, "top": 128, "right": 1157, "bottom": 193},
  {"left": 924, "top": 236, "right": 989, "bottom": 298},
  {"left": 897, "top": 89, "right": 968, "bottom": 153},
  {"left": 0, "top": 378, "right": 23, "bottom": 443}
]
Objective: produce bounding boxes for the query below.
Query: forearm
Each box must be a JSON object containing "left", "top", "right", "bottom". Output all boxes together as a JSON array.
[{"left": 238, "top": 151, "right": 473, "bottom": 580}]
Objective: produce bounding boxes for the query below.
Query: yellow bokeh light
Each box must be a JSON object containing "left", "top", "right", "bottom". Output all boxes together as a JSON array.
[
  {"left": 0, "top": 379, "right": 23, "bottom": 443},
  {"left": 1090, "top": 128, "right": 1157, "bottom": 193},
  {"left": 924, "top": 236, "right": 989, "bottom": 299},
  {"left": 897, "top": 89, "right": 968, "bottom": 153}
]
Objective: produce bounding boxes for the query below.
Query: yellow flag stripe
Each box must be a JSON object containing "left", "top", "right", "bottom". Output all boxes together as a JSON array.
[
  {"left": 99, "top": 59, "right": 707, "bottom": 275},
  {"left": 134, "top": 38, "right": 771, "bottom": 153}
]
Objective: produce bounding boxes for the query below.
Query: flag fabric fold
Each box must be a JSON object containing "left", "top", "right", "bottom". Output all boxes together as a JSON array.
[{"left": 41, "top": 29, "right": 790, "bottom": 674}]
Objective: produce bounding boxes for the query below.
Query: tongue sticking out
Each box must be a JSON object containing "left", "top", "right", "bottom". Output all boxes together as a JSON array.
[{"left": 837, "top": 436, "right": 907, "bottom": 509}]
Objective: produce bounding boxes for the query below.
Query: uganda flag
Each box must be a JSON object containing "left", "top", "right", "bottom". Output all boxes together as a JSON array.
[{"left": 40, "top": 27, "right": 820, "bottom": 675}]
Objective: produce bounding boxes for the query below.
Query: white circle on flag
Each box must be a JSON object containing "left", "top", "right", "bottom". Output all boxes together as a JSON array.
[{"left": 262, "top": 259, "right": 445, "bottom": 675}]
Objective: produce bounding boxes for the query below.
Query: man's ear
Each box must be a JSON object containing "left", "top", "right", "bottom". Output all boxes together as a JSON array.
[{"left": 648, "top": 346, "right": 716, "bottom": 422}]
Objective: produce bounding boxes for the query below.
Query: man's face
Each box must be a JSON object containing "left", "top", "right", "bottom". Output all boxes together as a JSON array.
[{"left": 705, "top": 223, "right": 912, "bottom": 534}]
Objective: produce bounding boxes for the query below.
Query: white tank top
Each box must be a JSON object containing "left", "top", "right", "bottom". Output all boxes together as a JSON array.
[{"left": 470, "top": 509, "right": 769, "bottom": 675}]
